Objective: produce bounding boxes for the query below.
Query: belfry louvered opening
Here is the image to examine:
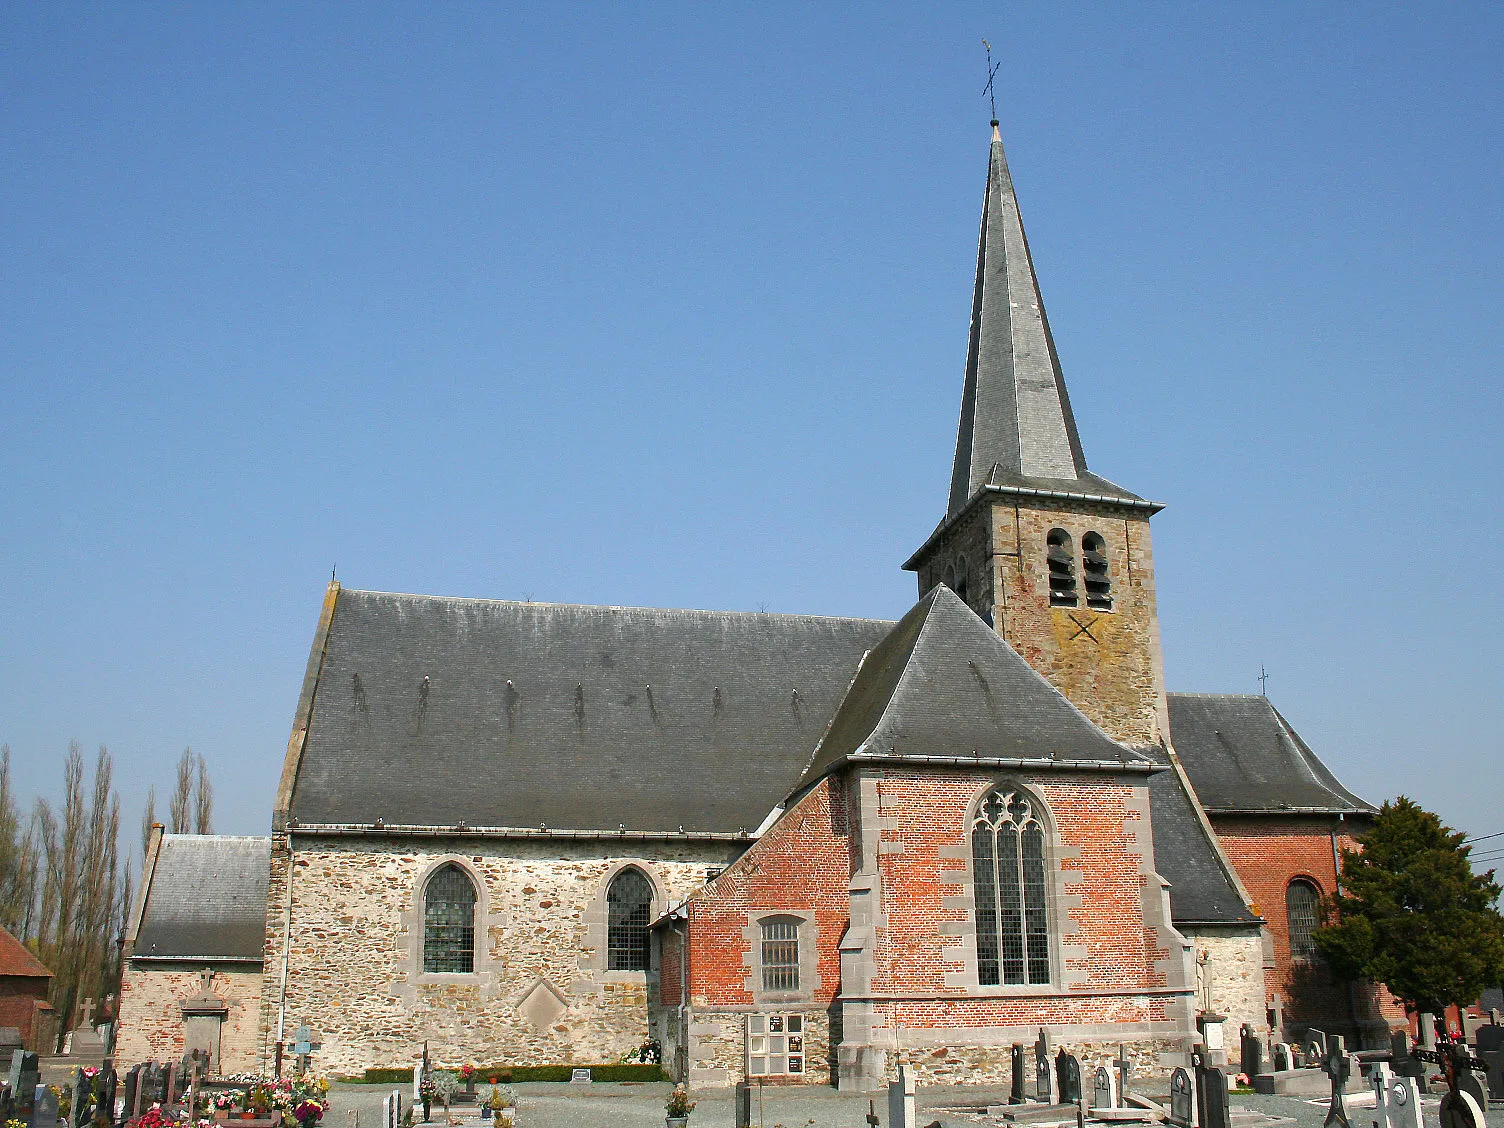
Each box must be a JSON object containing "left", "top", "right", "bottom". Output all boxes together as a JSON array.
[
  {"left": 607, "top": 867, "right": 653, "bottom": 971},
  {"left": 1046, "top": 529, "right": 1078, "bottom": 607},
  {"left": 422, "top": 864, "right": 477, "bottom": 973},
  {"left": 971, "top": 788, "right": 1051, "bottom": 985},
  {"left": 1081, "top": 532, "right": 1112, "bottom": 611}
]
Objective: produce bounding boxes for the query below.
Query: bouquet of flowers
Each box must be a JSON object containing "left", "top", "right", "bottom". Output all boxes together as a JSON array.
[
  {"left": 292, "top": 1100, "right": 326, "bottom": 1128},
  {"left": 135, "top": 1108, "right": 175, "bottom": 1128},
  {"left": 211, "top": 1092, "right": 240, "bottom": 1111}
]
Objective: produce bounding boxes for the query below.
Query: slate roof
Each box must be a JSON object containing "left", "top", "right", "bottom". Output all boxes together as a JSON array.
[
  {"left": 289, "top": 590, "right": 893, "bottom": 834},
  {"left": 796, "top": 586, "right": 1153, "bottom": 788},
  {"left": 946, "top": 124, "right": 1139, "bottom": 518},
  {"left": 1143, "top": 750, "right": 1260, "bottom": 925},
  {"left": 0, "top": 927, "right": 51, "bottom": 979},
  {"left": 134, "top": 835, "right": 270, "bottom": 961},
  {"left": 1167, "top": 694, "right": 1374, "bottom": 814}
]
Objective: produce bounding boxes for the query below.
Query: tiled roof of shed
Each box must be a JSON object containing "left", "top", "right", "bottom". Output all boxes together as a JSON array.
[
  {"left": 289, "top": 590, "right": 893, "bottom": 834},
  {"left": 0, "top": 927, "right": 51, "bottom": 978},
  {"left": 1167, "top": 694, "right": 1373, "bottom": 814},
  {"left": 134, "top": 835, "right": 270, "bottom": 961}
]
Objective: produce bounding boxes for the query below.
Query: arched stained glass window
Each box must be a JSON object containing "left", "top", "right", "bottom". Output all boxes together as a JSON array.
[
  {"left": 972, "top": 788, "right": 1051, "bottom": 986},
  {"left": 1047, "top": 530, "right": 1078, "bottom": 608},
  {"left": 423, "top": 864, "right": 477, "bottom": 973},
  {"left": 607, "top": 867, "right": 654, "bottom": 971},
  {"left": 1286, "top": 879, "right": 1322, "bottom": 963}
]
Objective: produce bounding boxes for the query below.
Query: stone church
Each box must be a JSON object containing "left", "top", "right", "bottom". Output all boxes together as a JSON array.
[{"left": 116, "top": 123, "right": 1400, "bottom": 1086}]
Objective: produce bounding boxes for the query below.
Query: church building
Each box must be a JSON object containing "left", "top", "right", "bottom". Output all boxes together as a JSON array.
[{"left": 118, "top": 122, "right": 1401, "bottom": 1086}]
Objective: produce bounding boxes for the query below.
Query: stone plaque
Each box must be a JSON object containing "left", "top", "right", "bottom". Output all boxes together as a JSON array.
[
  {"left": 568, "top": 1069, "right": 591, "bottom": 1085},
  {"left": 1169, "top": 1067, "right": 1196, "bottom": 1128}
]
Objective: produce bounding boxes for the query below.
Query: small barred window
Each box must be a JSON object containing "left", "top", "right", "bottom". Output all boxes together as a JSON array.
[
  {"left": 607, "top": 867, "right": 654, "bottom": 971},
  {"left": 423, "top": 864, "right": 477, "bottom": 973},
  {"left": 1047, "top": 530, "right": 1078, "bottom": 607},
  {"left": 761, "top": 918, "right": 800, "bottom": 991},
  {"left": 1286, "top": 879, "right": 1323, "bottom": 963},
  {"left": 1081, "top": 532, "right": 1112, "bottom": 611}
]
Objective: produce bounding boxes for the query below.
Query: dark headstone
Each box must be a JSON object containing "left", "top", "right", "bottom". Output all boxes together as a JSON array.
[
  {"left": 1320, "top": 1035, "right": 1353, "bottom": 1128},
  {"left": 1056, "top": 1050, "right": 1082, "bottom": 1103},
  {"left": 120, "top": 1066, "right": 140, "bottom": 1124},
  {"left": 1036, "top": 1030, "right": 1055, "bottom": 1104},
  {"left": 72, "top": 1067, "right": 94, "bottom": 1128},
  {"left": 1391, "top": 1031, "right": 1427, "bottom": 1080},
  {"left": 1439, "top": 1090, "right": 1486, "bottom": 1128},
  {"left": 1198, "top": 1067, "right": 1230, "bottom": 1128},
  {"left": 1305, "top": 1030, "right": 1328, "bottom": 1067},
  {"left": 1010, "top": 1044, "right": 1026, "bottom": 1105},
  {"left": 1272, "top": 1043, "right": 1292, "bottom": 1072},
  {"left": 12, "top": 1055, "right": 37, "bottom": 1116},
  {"left": 1169, "top": 1069, "right": 1196, "bottom": 1128},
  {"left": 1240, "top": 1026, "right": 1263, "bottom": 1078}
]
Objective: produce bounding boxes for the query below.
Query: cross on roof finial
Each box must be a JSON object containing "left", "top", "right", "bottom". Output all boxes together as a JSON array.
[
  {"left": 982, "top": 39, "right": 1001, "bottom": 126},
  {"left": 1259, "top": 665, "right": 1269, "bottom": 696}
]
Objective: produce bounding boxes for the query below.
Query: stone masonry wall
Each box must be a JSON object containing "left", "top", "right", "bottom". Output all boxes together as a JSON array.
[
  {"left": 260, "top": 835, "right": 736, "bottom": 1075},
  {"left": 1183, "top": 927, "right": 1266, "bottom": 1043},
  {"left": 116, "top": 964, "right": 263, "bottom": 1073}
]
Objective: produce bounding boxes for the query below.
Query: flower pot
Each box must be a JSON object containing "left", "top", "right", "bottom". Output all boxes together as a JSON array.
[
  {"left": 241, "top": 1113, "right": 258, "bottom": 1121},
  {"left": 666, "top": 1117, "right": 688, "bottom": 1128}
]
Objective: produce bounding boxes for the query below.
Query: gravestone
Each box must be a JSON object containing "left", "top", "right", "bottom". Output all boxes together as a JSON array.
[
  {"left": 71, "top": 1068, "right": 93, "bottom": 1128},
  {"left": 1457, "top": 1069, "right": 1488, "bottom": 1113},
  {"left": 1272, "top": 1043, "right": 1292, "bottom": 1072},
  {"left": 120, "top": 1066, "right": 139, "bottom": 1124},
  {"left": 1036, "top": 1030, "right": 1055, "bottom": 1104},
  {"left": 1320, "top": 1036, "right": 1352, "bottom": 1128},
  {"left": 1421, "top": 1014, "right": 1440, "bottom": 1050},
  {"left": 887, "top": 1063, "right": 916, "bottom": 1128},
  {"left": 1010, "top": 1044, "right": 1026, "bottom": 1104},
  {"left": 1093, "top": 1065, "right": 1118, "bottom": 1110},
  {"left": 1056, "top": 1051, "right": 1082, "bottom": 1104},
  {"left": 1391, "top": 1031, "right": 1427, "bottom": 1081},
  {"left": 1388, "top": 1070, "right": 1428, "bottom": 1128},
  {"left": 1440, "top": 1091, "right": 1486, "bottom": 1128},
  {"left": 1197, "top": 1066, "right": 1230, "bottom": 1128},
  {"left": 31, "top": 1083, "right": 58, "bottom": 1128},
  {"left": 96, "top": 1065, "right": 116, "bottom": 1125},
  {"left": 1168, "top": 1068, "right": 1197, "bottom": 1128},
  {"left": 1476, "top": 1021, "right": 1504, "bottom": 1101},
  {"left": 1305, "top": 1030, "right": 1328, "bottom": 1067},
  {"left": 12, "top": 1055, "right": 38, "bottom": 1115},
  {"left": 1240, "top": 1026, "right": 1263, "bottom": 1078}
]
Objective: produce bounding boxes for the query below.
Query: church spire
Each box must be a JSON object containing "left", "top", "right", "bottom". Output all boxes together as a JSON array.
[{"left": 947, "top": 123, "right": 1088, "bottom": 517}]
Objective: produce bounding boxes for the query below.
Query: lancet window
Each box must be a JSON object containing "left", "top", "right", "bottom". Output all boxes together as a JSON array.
[
  {"left": 1081, "top": 532, "right": 1112, "bottom": 611},
  {"left": 606, "top": 867, "right": 654, "bottom": 971},
  {"left": 1046, "top": 530, "right": 1078, "bottom": 607},
  {"left": 1286, "top": 879, "right": 1322, "bottom": 963},
  {"left": 422, "top": 864, "right": 477, "bottom": 973},
  {"left": 972, "top": 787, "right": 1051, "bottom": 986}
]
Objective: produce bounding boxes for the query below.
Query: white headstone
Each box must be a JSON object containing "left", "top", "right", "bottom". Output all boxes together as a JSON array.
[
  {"left": 1372, "top": 1062, "right": 1393, "bottom": 1128},
  {"left": 412, "top": 1064, "right": 422, "bottom": 1101},
  {"left": 887, "top": 1063, "right": 916, "bottom": 1128},
  {"left": 1093, "top": 1065, "right": 1119, "bottom": 1110},
  {"left": 1420, "top": 1014, "right": 1440, "bottom": 1050},
  {"left": 1387, "top": 1075, "right": 1424, "bottom": 1128}
]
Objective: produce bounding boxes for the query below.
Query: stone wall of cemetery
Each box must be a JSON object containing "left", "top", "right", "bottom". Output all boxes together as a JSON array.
[
  {"left": 116, "top": 963, "right": 263, "bottom": 1073},
  {"left": 1182, "top": 927, "right": 1266, "bottom": 1041},
  {"left": 259, "top": 836, "right": 739, "bottom": 1075}
]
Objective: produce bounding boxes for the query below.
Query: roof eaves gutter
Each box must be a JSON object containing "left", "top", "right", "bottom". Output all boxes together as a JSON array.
[
  {"left": 1205, "top": 806, "right": 1373, "bottom": 816},
  {"left": 131, "top": 954, "right": 263, "bottom": 964},
  {"left": 904, "top": 485, "right": 1164, "bottom": 571},
  {"left": 287, "top": 822, "right": 753, "bottom": 842},
  {"left": 1171, "top": 917, "right": 1268, "bottom": 928},
  {"left": 846, "top": 751, "right": 1158, "bottom": 774}
]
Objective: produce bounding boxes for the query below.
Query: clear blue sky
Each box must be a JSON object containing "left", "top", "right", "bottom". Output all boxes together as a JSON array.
[{"left": 2, "top": 4, "right": 1501, "bottom": 861}]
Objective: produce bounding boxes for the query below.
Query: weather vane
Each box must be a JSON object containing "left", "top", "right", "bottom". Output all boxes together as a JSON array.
[{"left": 982, "top": 39, "right": 1001, "bottom": 125}]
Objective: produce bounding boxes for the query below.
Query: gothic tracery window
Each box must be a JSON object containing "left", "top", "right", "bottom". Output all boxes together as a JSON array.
[
  {"left": 607, "top": 867, "right": 654, "bottom": 971},
  {"left": 423, "top": 864, "right": 477, "bottom": 973},
  {"left": 1047, "top": 530, "right": 1078, "bottom": 608},
  {"left": 972, "top": 788, "right": 1051, "bottom": 985},
  {"left": 1286, "top": 879, "right": 1322, "bottom": 963}
]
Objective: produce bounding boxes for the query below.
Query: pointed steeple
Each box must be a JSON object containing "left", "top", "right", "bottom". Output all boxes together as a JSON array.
[{"left": 947, "top": 123, "right": 1089, "bottom": 516}]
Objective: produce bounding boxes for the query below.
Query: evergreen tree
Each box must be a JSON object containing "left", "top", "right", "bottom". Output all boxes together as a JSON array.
[{"left": 1316, "top": 796, "right": 1504, "bottom": 1014}]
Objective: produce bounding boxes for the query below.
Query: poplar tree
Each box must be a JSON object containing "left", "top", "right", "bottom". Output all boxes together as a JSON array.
[{"left": 1316, "top": 796, "right": 1504, "bottom": 1015}]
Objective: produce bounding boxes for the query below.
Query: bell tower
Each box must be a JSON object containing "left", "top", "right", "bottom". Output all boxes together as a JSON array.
[{"left": 905, "top": 123, "right": 1170, "bottom": 747}]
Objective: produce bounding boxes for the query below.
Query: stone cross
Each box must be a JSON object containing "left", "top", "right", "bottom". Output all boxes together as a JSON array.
[
  {"left": 1056, "top": 1050, "right": 1082, "bottom": 1104},
  {"left": 1268, "top": 995, "right": 1285, "bottom": 1042},
  {"left": 1115, "top": 1044, "right": 1132, "bottom": 1101},
  {"left": 1168, "top": 1069, "right": 1196, "bottom": 1128},
  {"left": 1320, "top": 1035, "right": 1353, "bottom": 1128},
  {"left": 1036, "top": 1029, "right": 1055, "bottom": 1103},
  {"left": 1009, "top": 1044, "right": 1026, "bottom": 1105},
  {"left": 1093, "top": 1065, "right": 1118, "bottom": 1110},
  {"left": 80, "top": 999, "right": 96, "bottom": 1027}
]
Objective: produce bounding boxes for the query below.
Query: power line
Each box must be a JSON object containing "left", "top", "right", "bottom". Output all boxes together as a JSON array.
[{"left": 1464, "top": 830, "right": 1504, "bottom": 845}]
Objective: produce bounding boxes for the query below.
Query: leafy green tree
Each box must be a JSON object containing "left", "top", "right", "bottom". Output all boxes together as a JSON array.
[{"left": 1315, "top": 796, "right": 1504, "bottom": 1014}]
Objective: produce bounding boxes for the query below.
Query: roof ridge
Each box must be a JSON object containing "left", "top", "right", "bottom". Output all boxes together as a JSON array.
[
  {"left": 161, "top": 833, "right": 271, "bottom": 843},
  {"left": 340, "top": 588, "right": 898, "bottom": 626},
  {"left": 1168, "top": 691, "right": 1267, "bottom": 701}
]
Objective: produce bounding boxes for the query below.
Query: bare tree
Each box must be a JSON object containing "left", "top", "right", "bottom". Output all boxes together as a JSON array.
[
  {"left": 193, "top": 754, "right": 213, "bottom": 835},
  {"left": 139, "top": 786, "right": 156, "bottom": 859},
  {"left": 169, "top": 749, "right": 193, "bottom": 834},
  {"left": 0, "top": 747, "right": 40, "bottom": 939}
]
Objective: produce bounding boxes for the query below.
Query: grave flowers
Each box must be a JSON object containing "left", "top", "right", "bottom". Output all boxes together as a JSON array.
[
  {"left": 293, "top": 1099, "right": 325, "bottom": 1128},
  {"left": 664, "top": 1084, "right": 695, "bottom": 1128}
]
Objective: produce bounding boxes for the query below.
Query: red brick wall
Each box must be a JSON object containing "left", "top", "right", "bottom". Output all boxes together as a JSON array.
[
  {"left": 686, "top": 776, "right": 849, "bottom": 1006},
  {"left": 659, "top": 926, "right": 683, "bottom": 1007},
  {"left": 1210, "top": 815, "right": 1403, "bottom": 1039},
  {"left": 0, "top": 994, "right": 55, "bottom": 1051}
]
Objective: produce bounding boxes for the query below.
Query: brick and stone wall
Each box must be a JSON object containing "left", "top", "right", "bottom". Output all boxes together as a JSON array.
[
  {"left": 1210, "top": 816, "right": 1404, "bottom": 1045},
  {"left": 116, "top": 964, "right": 263, "bottom": 1073},
  {"left": 258, "top": 835, "right": 738, "bottom": 1075},
  {"left": 0, "top": 993, "right": 56, "bottom": 1054},
  {"left": 1182, "top": 927, "right": 1266, "bottom": 1042}
]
